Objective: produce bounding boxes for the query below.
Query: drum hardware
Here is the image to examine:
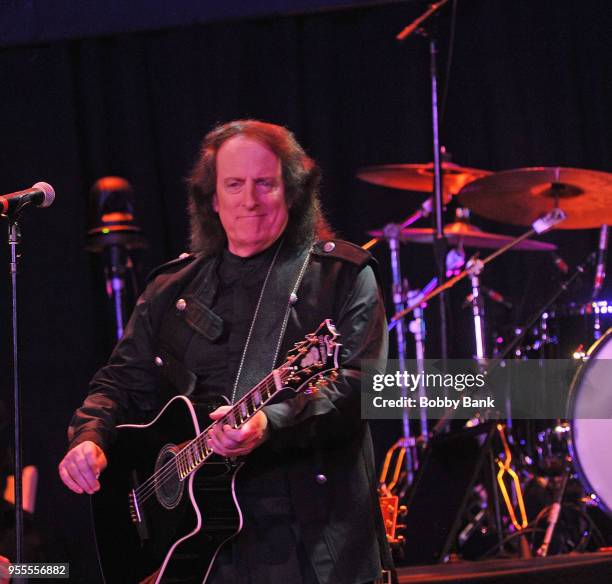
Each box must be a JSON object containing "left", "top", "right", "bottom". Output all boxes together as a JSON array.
[
  {"left": 387, "top": 277, "right": 437, "bottom": 442},
  {"left": 534, "top": 422, "right": 570, "bottom": 476},
  {"left": 458, "top": 166, "right": 612, "bottom": 230},
  {"left": 383, "top": 211, "right": 567, "bottom": 441},
  {"left": 519, "top": 299, "right": 612, "bottom": 360},
  {"left": 367, "top": 217, "right": 439, "bottom": 487},
  {"left": 466, "top": 255, "right": 487, "bottom": 365},
  {"left": 361, "top": 200, "right": 430, "bottom": 252},
  {"left": 375, "top": 222, "right": 418, "bottom": 485},
  {"left": 367, "top": 221, "right": 558, "bottom": 251},
  {"left": 390, "top": 209, "right": 566, "bottom": 327},
  {"left": 462, "top": 260, "right": 608, "bottom": 558},
  {"left": 495, "top": 423, "right": 529, "bottom": 532},
  {"left": 446, "top": 245, "right": 465, "bottom": 277},
  {"left": 457, "top": 486, "right": 488, "bottom": 547},
  {"left": 364, "top": 8, "right": 494, "bottom": 460},
  {"left": 407, "top": 287, "right": 429, "bottom": 442},
  {"left": 536, "top": 459, "right": 572, "bottom": 557},
  {"left": 431, "top": 243, "right": 591, "bottom": 441}
]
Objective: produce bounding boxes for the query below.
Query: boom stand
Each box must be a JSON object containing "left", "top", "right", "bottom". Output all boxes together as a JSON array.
[{"left": 396, "top": 0, "right": 451, "bottom": 366}]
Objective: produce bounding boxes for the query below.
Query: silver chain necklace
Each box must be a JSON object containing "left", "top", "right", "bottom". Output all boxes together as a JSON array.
[
  {"left": 229, "top": 239, "right": 312, "bottom": 404},
  {"left": 230, "top": 238, "right": 284, "bottom": 404}
]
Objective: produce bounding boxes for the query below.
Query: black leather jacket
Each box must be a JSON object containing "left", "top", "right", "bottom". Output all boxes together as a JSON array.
[{"left": 68, "top": 239, "right": 392, "bottom": 584}]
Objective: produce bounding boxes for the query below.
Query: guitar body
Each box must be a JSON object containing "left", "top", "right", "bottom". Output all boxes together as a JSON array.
[
  {"left": 91, "top": 320, "right": 341, "bottom": 584},
  {"left": 92, "top": 396, "right": 242, "bottom": 584}
]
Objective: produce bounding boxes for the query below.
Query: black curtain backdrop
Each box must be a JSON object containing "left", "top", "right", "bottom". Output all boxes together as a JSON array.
[{"left": 0, "top": 1, "right": 611, "bottom": 579}]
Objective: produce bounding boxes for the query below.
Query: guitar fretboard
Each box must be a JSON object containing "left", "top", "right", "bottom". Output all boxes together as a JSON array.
[{"left": 175, "top": 366, "right": 291, "bottom": 480}]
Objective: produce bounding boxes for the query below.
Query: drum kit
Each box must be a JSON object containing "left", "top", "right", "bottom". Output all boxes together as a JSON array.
[{"left": 359, "top": 160, "right": 612, "bottom": 556}]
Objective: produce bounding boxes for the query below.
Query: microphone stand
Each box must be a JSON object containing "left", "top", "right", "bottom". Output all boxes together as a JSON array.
[
  {"left": 397, "top": 0, "right": 452, "bottom": 368},
  {"left": 104, "top": 245, "right": 129, "bottom": 340},
  {"left": 5, "top": 211, "right": 25, "bottom": 563}
]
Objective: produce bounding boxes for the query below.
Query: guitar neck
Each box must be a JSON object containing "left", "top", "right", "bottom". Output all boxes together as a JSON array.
[
  {"left": 174, "top": 318, "right": 340, "bottom": 481},
  {"left": 175, "top": 365, "right": 290, "bottom": 480}
]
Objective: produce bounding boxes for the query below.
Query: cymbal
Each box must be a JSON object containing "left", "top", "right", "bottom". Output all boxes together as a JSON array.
[
  {"left": 356, "top": 162, "right": 492, "bottom": 197},
  {"left": 458, "top": 167, "right": 612, "bottom": 229},
  {"left": 367, "top": 221, "right": 557, "bottom": 251}
]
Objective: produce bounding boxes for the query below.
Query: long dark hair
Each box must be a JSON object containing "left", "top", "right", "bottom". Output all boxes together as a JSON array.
[{"left": 187, "top": 119, "right": 334, "bottom": 255}]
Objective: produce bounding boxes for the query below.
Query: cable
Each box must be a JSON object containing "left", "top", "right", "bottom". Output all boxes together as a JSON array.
[{"left": 479, "top": 527, "right": 545, "bottom": 560}]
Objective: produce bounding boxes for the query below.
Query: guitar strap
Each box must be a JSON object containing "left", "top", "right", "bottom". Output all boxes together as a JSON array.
[{"left": 231, "top": 239, "right": 312, "bottom": 402}]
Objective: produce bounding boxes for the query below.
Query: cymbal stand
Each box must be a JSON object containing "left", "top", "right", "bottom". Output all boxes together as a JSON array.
[
  {"left": 384, "top": 222, "right": 415, "bottom": 485},
  {"left": 466, "top": 255, "right": 487, "bottom": 366},
  {"left": 407, "top": 278, "right": 438, "bottom": 446},
  {"left": 361, "top": 206, "right": 425, "bottom": 251},
  {"left": 432, "top": 248, "right": 594, "bottom": 438},
  {"left": 391, "top": 209, "right": 567, "bottom": 325}
]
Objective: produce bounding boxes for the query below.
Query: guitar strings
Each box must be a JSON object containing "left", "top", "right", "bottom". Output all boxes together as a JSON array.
[
  {"left": 133, "top": 370, "right": 289, "bottom": 504},
  {"left": 133, "top": 371, "right": 281, "bottom": 502},
  {"left": 132, "top": 334, "right": 323, "bottom": 505},
  {"left": 132, "top": 366, "right": 294, "bottom": 504}
]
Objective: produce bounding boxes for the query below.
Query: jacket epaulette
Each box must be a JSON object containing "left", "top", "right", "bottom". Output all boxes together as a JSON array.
[
  {"left": 312, "top": 239, "right": 371, "bottom": 268},
  {"left": 146, "top": 253, "right": 197, "bottom": 283}
]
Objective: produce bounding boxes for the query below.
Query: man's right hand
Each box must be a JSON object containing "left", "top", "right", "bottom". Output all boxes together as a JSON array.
[{"left": 58, "top": 441, "right": 107, "bottom": 495}]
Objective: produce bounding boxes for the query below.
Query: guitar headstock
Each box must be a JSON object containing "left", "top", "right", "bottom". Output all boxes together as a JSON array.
[{"left": 282, "top": 319, "right": 341, "bottom": 393}]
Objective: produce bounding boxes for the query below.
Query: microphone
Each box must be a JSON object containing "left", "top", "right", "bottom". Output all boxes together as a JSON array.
[{"left": 0, "top": 182, "right": 55, "bottom": 215}]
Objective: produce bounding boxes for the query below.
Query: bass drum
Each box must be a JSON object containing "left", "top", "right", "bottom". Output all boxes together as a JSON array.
[{"left": 568, "top": 327, "right": 612, "bottom": 515}]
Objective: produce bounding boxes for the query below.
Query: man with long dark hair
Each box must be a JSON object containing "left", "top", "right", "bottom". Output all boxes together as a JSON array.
[{"left": 59, "top": 120, "right": 392, "bottom": 583}]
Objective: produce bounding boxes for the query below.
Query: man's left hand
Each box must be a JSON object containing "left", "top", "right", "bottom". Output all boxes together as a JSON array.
[{"left": 208, "top": 406, "right": 269, "bottom": 457}]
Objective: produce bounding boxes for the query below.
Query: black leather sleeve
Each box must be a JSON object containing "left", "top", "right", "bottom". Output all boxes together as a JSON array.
[
  {"left": 263, "top": 264, "right": 388, "bottom": 449},
  {"left": 67, "top": 288, "right": 163, "bottom": 454}
]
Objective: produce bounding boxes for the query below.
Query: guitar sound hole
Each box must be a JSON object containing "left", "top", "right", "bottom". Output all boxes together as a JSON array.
[{"left": 154, "top": 444, "right": 185, "bottom": 510}]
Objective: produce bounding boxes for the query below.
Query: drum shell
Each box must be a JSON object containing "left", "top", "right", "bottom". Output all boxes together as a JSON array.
[{"left": 567, "top": 327, "right": 612, "bottom": 516}]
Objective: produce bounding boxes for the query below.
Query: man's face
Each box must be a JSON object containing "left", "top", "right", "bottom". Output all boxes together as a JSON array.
[{"left": 214, "top": 135, "right": 289, "bottom": 257}]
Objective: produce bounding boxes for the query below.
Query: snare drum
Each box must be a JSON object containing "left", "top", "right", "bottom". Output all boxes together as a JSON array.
[{"left": 567, "top": 327, "right": 612, "bottom": 515}]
